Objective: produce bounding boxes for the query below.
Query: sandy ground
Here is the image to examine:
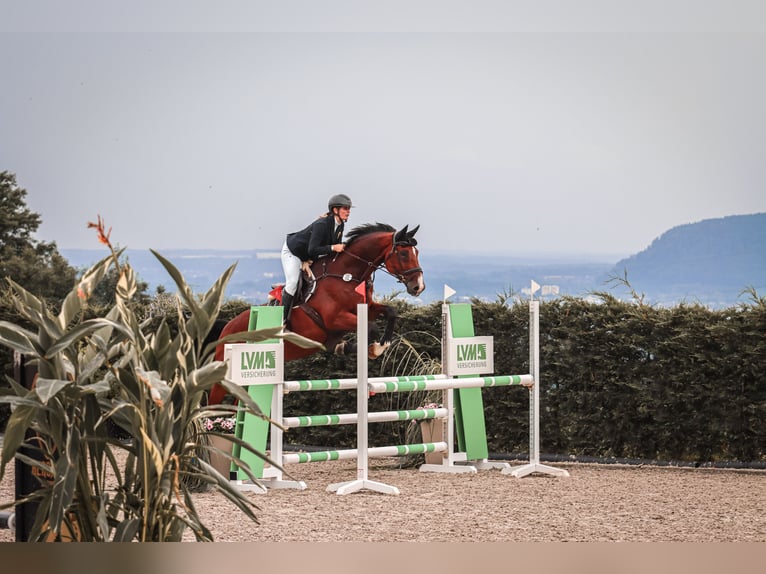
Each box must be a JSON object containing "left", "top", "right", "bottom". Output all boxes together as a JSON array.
[{"left": 2, "top": 455, "right": 765, "bottom": 543}]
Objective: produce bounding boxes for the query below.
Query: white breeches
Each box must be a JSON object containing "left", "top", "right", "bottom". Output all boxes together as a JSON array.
[{"left": 281, "top": 240, "right": 302, "bottom": 296}]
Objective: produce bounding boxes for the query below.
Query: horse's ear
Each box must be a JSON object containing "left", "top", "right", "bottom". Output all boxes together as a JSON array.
[
  {"left": 394, "top": 225, "right": 409, "bottom": 244},
  {"left": 407, "top": 225, "right": 420, "bottom": 239}
]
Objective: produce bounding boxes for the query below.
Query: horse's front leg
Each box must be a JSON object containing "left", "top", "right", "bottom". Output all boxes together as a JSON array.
[
  {"left": 367, "top": 303, "right": 397, "bottom": 359},
  {"left": 334, "top": 322, "right": 387, "bottom": 359},
  {"left": 327, "top": 309, "right": 361, "bottom": 356}
]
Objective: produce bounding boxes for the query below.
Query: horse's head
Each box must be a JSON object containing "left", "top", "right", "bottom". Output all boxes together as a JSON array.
[{"left": 384, "top": 225, "right": 426, "bottom": 297}]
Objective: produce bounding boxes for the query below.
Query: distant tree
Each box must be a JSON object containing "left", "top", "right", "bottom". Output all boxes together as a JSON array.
[
  {"left": 0, "top": 171, "right": 77, "bottom": 302},
  {"left": 0, "top": 171, "right": 78, "bottom": 430}
]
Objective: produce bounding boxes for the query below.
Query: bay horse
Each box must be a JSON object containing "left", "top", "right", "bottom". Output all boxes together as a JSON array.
[{"left": 208, "top": 223, "right": 425, "bottom": 404}]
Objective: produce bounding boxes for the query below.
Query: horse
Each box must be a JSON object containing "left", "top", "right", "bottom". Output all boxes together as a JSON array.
[{"left": 207, "top": 223, "right": 425, "bottom": 405}]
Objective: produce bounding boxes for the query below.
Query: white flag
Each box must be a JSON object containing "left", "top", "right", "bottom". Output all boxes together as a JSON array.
[
  {"left": 530, "top": 280, "right": 541, "bottom": 295},
  {"left": 443, "top": 284, "right": 456, "bottom": 301}
]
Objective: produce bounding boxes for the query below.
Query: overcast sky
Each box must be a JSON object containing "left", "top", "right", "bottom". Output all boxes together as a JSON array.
[{"left": 2, "top": 2, "right": 765, "bottom": 260}]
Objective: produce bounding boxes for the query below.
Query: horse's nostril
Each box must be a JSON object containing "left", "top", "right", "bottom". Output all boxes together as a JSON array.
[{"left": 409, "top": 280, "right": 425, "bottom": 296}]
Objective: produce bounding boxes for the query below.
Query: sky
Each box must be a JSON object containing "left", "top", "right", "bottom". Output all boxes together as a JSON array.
[{"left": 2, "top": 2, "right": 766, "bottom": 261}]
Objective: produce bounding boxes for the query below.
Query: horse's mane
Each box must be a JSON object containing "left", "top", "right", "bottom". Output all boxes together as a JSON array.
[{"left": 345, "top": 222, "right": 396, "bottom": 245}]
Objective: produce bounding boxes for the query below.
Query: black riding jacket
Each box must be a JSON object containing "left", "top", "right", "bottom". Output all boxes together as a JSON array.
[{"left": 286, "top": 214, "right": 344, "bottom": 261}]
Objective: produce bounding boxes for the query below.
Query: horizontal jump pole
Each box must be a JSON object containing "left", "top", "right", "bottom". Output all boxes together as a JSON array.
[
  {"left": 283, "top": 374, "right": 448, "bottom": 393},
  {"left": 283, "top": 407, "right": 449, "bottom": 428},
  {"left": 368, "top": 374, "right": 534, "bottom": 393},
  {"left": 282, "top": 442, "right": 449, "bottom": 464}
]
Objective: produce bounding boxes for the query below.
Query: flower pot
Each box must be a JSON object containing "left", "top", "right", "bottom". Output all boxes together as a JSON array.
[
  {"left": 208, "top": 435, "right": 234, "bottom": 478},
  {"left": 419, "top": 419, "right": 445, "bottom": 464}
]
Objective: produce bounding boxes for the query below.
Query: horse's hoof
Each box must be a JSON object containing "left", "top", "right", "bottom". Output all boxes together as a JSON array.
[
  {"left": 368, "top": 341, "right": 390, "bottom": 359},
  {"left": 334, "top": 341, "right": 347, "bottom": 355}
]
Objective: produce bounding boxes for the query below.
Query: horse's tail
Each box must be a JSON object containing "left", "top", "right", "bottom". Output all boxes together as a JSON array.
[
  {"left": 204, "top": 318, "right": 229, "bottom": 350},
  {"left": 203, "top": 318, "right": 232, "bottom": 406},
  {"left": 206, "top": 310, "right": 253, "bottom": 405}
]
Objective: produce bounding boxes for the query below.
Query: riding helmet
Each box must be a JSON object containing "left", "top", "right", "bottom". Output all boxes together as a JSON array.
[{"left": 328, "top": 194, "right": 353, "bottom": 211}]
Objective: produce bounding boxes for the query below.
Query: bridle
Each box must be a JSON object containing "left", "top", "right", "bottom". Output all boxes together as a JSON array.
[
  {"left": 316, "top": 235, "right": 422, "bottom": 286},
  {"left": 382, "top": 241, "right": 423, "bottom": 283}
]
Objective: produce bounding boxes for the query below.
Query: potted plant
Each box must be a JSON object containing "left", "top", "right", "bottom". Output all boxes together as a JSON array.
[
  {"left": 202, "top": 417, "right": 237, "bottom": 477},
  {"left": 412, "top": 402, "right": 445, "bottom": 464},
  {"left": 0, "top": 216, "right": 320, "bottom": 541}
]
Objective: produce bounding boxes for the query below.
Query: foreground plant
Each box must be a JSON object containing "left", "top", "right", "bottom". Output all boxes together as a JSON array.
[{"left": 0, "top": 217, "right": 319, "bottom": 541}]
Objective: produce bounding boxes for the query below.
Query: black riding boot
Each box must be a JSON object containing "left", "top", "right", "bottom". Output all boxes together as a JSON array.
[{"left": 282, "top": 291, "right": 294, "bottom": 325}]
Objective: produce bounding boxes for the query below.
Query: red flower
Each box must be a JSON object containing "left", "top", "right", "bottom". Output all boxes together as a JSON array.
[{"left": 87, "top": 215, "right": 112, "bottom": 246}]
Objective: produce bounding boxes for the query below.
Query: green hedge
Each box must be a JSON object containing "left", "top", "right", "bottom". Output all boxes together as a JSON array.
[
  {"left": 4, "top": 295, "right": 765, "bottom": 463},
  {"left": 535, "top": 296, "right": 766, "bottom": 462},
  {"left": 278, "top": 296, "right": 766, "bottom": 463}
]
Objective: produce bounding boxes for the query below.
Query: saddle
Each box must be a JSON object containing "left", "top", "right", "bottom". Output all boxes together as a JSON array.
[{"left": 269, "top": 263, "right": 317, "bottom": 309}]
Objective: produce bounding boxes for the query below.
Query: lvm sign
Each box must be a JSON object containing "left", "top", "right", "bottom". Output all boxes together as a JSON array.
[
  {"left": 226, "top": 343, "right": 284, "bottom": 385},
  {"left": 446, "top": 336, "right": 494, "bottom": 376}
]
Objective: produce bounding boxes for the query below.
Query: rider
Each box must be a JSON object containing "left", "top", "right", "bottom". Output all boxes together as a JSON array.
[{"left": 280, "top": 194, "right": 352, "bottom": 322}]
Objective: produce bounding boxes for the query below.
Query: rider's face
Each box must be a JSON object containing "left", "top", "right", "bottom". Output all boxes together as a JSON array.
[{"left": 335, "top": 206, "right": 351, "bottom": 222}]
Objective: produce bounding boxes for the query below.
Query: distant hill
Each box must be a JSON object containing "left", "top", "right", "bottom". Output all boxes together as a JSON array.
[
  {"left": 59, "top": 213, "right": 766, "bottom": 308},
  {"left": 604, "top": 213, "right": 766, "bottom": 307},
  {"left": 60, "top": 248, "right": 615, "bottom": 305}
]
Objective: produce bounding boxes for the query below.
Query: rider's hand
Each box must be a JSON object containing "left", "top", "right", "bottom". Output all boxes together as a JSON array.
[{"left": 332, "top": 243, "right": 345, "bottom": 253}]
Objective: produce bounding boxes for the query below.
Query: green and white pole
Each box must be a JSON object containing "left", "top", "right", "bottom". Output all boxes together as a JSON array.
[
  {"left": 284, "top": 373, "right": 448, "bottom": 393},
  {"left": 284, "top": 442, "right": 449, "bottom": 464},
  {"left": 283, "top": 407, "right": 449, "bottom": 428}
]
